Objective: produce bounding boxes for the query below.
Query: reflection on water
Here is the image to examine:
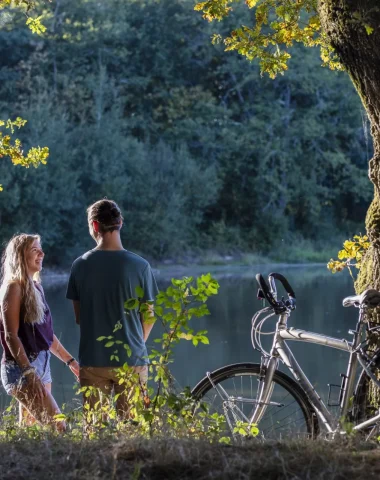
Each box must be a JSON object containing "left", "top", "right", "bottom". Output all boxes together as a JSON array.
[{"left": 0, "top": 265, "right": 358, "bottom": 410}]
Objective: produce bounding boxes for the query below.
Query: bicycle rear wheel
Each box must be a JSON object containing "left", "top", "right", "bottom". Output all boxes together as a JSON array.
[{"left": 192, "top": 363, "right": 319, "bottom": 440}]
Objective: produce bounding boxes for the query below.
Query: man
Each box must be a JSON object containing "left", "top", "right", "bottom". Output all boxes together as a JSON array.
[{"left": 66, "top": 198, "right": 158, "bottom": 416}]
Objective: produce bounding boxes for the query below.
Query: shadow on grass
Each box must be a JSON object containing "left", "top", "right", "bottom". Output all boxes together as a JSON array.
[{"left": 0, "top": 435, "right": 379, "bottom": 479}]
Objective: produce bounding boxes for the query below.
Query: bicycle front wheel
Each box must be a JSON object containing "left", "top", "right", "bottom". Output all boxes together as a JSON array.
[{"left": 192, "top": 363, "right": 319, "bottom": 440}]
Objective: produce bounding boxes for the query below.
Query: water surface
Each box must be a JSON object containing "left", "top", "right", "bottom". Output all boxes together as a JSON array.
[{"left": 0, "top": 265, "right": 358, "bottom": 409}]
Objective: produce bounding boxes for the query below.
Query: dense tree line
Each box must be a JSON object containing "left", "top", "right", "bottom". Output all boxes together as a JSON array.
[{"left": 0, "top": 0, "right": 372, "bottom": 265}]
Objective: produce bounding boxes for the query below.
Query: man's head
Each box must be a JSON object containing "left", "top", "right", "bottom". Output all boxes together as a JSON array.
[{"left": 87, "top": 199, "right": 123, "bottom": 241}]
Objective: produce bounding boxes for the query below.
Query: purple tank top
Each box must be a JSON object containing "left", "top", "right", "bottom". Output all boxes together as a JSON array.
[{"left": 0, "top": 282, "right": 54, "bottom": 363}]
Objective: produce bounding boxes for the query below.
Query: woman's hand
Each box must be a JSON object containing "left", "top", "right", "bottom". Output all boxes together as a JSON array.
[
  {"left": 69, "top": 360, "right": 80, "bottom": 380},
  {"left": 25, "top": 371, "right": 47, "bottom": 401}
]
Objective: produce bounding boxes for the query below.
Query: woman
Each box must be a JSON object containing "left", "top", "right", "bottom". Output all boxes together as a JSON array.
[{"left": 0, "top": 234, "right": 79, "bottom": 431}]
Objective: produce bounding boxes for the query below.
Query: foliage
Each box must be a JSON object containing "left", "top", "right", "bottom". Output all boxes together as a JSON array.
[
  {"left": 0, "top": 117, "right": 49, "bottom": 191},
  {"left": 327, "top": 235, "right": 370, "bottom": 276},
  {"left": 83, "top": 274, "right": 234, "bottom": 441},
  {"left": 0, "top": 0, "right": 46, "bottom": 34},
  {"left": 233, "top": 420, "right": 259, "bottom": 437},
  {"left": 195, "top": 0, "right": 342, "bottom": 78},
  {"left": 0, "top": 0, "right": 372, "bottom": 263},
  {"left": 0, "top": 274, "right": 259, "bottom": 444},
  {"left": 0, "top": 2, "right": 49, "bottom": 186}
]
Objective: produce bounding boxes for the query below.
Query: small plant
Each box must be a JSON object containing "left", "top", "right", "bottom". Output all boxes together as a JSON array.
[
  {"left": 70, "top": 274, "right": 233, "bottom": 442},
  {"left": 0, "top": 274, "right": 252, "bottom": 444},
  {"left": 327, "top": 235, "right": 370, "bottom": 277},
  {"left": 233, "top": 421, "right": 259, "bottom": 438}
]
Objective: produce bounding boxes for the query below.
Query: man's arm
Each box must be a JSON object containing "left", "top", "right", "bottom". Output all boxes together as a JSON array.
[
  {"left": 72, "top": 300, "right": 80, "bottom": 325},
  {"left": 140, "top": 304, "right": 155, "bottom": 342}
]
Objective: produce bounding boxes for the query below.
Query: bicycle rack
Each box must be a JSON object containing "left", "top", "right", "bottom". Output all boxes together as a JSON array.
[{"left": 327, "top": 373, "right": 347, "bottom": 407}]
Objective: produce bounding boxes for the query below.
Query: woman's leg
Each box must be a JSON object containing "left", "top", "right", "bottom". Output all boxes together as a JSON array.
[
  {"left": 12, "top": 381, "right": 65, "bottom": 432},
  {"left": 19, "top": 402, "right": 36, "bottom": 426},
  {"left": 19, "top": 382, "right": 53, "bottom": 426}
]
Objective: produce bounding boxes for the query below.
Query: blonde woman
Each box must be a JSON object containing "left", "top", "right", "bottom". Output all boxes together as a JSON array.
[{"left": 0, "top": 234, "right": 79, "bottom": 431}]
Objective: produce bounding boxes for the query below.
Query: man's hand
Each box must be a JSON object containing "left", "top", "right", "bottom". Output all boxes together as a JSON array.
[{"left": 140, "top": 303, "right": 155, "bottom": 342}]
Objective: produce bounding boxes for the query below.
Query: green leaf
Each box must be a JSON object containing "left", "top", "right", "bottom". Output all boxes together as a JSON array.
[
  {"left": 25, "top": 16, "right": 47, "bottom": 35},
  {"left": 124, "top": 298, "right": 139, "bottom": 310},
  {"left": 54, "top": 413, "right": 67, "bottom": 421},
  {"left": 104, "top": 341, "right": 114, "bottom": 348},
  {"left": 135, "top": 285, "right": 144, "bottom": 298},
  {"left": 219, "top": 436, "right": 231, "bottom": 444},
  {"left": 123, "top": 344, "right": 132, "bottom": 357},
  {"left": 97, "top": 336, "right": 107, "bottom": 341},
  {"left": 200, "top": 336, "right": 210, "bottom": 345}
]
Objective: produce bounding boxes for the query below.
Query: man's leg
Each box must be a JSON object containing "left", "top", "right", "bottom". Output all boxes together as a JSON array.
[
  {"left": 114, "top": 365, "right": 149, "bottom": 420},
  {"left": 79, "top": 366, "right": 114, "bottom": 424}
]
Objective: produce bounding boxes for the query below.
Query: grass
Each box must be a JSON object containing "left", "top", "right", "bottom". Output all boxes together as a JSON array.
[{"left": 0, "top": 435, "right": 380, "bottom": 479}]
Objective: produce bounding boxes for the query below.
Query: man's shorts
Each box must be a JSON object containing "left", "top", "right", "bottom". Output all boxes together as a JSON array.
[
  {"left": 79, "top": 365, "right": 148, "bottom": 395},
  {"left": 1, "top": 350, "right": 52, "bottom": 395}
]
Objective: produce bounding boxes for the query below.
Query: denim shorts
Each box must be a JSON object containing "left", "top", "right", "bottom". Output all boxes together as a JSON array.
[{"left": 1, "top": 350, "right": 52, "bottom": 395}]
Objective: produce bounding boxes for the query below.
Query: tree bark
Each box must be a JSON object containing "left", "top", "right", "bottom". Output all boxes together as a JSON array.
[{"left": 318, "top": 0, "right": 380, "bottom": 405}]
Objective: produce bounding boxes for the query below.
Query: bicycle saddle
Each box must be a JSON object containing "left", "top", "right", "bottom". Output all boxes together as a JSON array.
[{"left": 342, "top": 289, "right": 380, "bottom": 308}]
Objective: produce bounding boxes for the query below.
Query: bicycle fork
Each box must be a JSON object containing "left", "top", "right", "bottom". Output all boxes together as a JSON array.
[
  {"left": 249, "top": 313, "right": 286, "bottom": 426},
  {"left": 249, "top": 356, "right": 279, "bottom": 425}
]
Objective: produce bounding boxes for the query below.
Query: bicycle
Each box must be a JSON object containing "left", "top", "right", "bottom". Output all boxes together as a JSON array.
[{"left": 191, "top": 272, "right": 380, "bottom": 440}]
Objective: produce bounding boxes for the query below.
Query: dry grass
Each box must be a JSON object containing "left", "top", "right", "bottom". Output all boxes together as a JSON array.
[{"left": 0, "top": 436, "right": 380, "bottom": 479}]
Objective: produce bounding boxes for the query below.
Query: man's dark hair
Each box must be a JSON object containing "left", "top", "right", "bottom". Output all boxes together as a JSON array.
[{"left": 87, "top": 199, "right": 123, "bottom": 234}]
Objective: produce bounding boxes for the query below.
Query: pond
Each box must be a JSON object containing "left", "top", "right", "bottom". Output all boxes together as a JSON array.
[{"left": 0, "top": 265, "right": 358, "bottom": 410}]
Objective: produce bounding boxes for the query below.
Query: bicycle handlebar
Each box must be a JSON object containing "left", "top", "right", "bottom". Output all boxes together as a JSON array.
[
  {"left": 256, "top": 272, "right": 296, "bottom": 313},
  {"left": 269, "top": 272, "right": 296, "bottom": 298},
  {"left": 256, "top": 274, "right": 277, "bottom": 308}
]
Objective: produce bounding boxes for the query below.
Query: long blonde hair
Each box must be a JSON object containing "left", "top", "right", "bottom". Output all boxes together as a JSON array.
[{"left": 0, "top": 234, "right": 45, "bottom": 325}]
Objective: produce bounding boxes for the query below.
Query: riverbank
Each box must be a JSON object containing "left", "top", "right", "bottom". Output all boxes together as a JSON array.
[
  {"left": 42, "top": 255, "right": 330, "bottom": 287},
  {"left": 1, "top": 436, "right": 379, "bottom": 479},
  {"left": 41, "top": 236, "right": 340, "bottom": 286}
]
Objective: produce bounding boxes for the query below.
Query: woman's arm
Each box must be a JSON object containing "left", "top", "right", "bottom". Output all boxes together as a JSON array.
[
  {"left": 2, "top": 282, "right": 31, "bottom": 370},
  {"left": 50, "top": 334, "right": 79, "bottom": 378},
  {"left": 1, "top": 282, "right": 46, "bottom": 400}
]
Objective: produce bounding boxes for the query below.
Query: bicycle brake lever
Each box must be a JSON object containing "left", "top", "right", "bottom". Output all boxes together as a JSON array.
[{"left": 257, "top": 289, "right": 265, "bottom": 300}]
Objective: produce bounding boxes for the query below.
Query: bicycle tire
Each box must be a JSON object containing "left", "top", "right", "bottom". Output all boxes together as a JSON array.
[
  {"left": 352, "top": 370, "right": 379, "bottom": 427},
  {"left": 192, "top": 363, "right": 319, "bottom": 440}
]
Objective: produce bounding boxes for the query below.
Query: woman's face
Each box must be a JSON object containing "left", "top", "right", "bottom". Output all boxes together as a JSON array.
[{"left": 25, "top": 239, "right": 44, "bottom": 276}]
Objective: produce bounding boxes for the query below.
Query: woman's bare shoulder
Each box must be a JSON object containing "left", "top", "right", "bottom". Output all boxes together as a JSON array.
[{"left": 3, "top": 281, "right": 22, "bottom": 297}]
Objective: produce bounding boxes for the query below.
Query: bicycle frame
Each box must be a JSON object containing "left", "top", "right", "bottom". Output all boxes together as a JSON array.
[{"left": 251, "top": 308, "right": 380, "bottom": 434}]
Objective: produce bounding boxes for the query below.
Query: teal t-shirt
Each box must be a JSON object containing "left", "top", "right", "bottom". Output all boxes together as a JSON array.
[{"left": 66, "top": 249, "right": 158, "bottom": 367}]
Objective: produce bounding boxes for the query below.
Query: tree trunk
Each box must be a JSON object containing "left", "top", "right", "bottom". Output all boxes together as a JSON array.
[{"left": 318, "top": 0, "right": 380, "bottom": 405}]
